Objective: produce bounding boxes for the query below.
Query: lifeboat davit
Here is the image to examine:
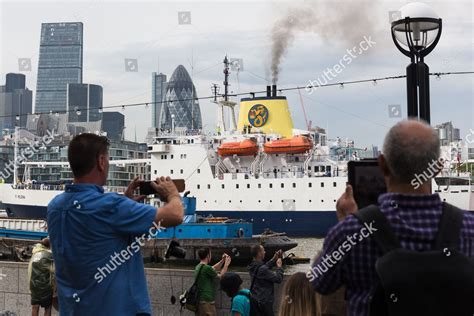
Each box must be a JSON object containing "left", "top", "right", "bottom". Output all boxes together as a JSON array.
[
  {"left": 263, "top": 135, "right": 312, "bottom": 154},
  {"left": 218, "top": 139, "right": 259, "bottom": 157}
]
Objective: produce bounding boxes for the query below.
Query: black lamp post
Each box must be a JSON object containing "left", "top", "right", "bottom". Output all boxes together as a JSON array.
[{"left": 391, "top": 2, "right": 442, "bottom": 124}]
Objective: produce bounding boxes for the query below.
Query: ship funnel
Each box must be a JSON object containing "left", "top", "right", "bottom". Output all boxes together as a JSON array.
[
  {"left": 272, "top": 84, "right": 277, "bottom": 97},
  {"left": 237, "top": 88, "right": 294, "bottom": 138}
]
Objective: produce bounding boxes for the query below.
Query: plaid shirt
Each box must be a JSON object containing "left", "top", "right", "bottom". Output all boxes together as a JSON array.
[{"left": 310, "top": 193, "right": 474, "bottom": 316}]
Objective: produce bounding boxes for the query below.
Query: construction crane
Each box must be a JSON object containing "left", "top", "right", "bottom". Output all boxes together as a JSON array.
[{"left": 297, "top": 89, "right": 311, "bottom": 130}]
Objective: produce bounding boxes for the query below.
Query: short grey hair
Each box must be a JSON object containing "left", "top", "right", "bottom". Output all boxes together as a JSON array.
[{"left": 383, "top": 120, "right": 440, "bottom": 184}]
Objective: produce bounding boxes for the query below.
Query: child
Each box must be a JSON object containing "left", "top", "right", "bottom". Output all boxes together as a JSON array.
[{"left": 220, "top": 272, "right": 251, "bottom": 316}]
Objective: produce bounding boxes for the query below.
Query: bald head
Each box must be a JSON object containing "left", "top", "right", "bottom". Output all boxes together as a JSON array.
[{"left": 382, "top": 120, "right": 440, "bottom": 185}]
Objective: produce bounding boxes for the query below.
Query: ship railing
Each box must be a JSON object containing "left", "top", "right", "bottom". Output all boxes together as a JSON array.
[{"left": 13, "top": 183, "right": 66, "bottom": 191}]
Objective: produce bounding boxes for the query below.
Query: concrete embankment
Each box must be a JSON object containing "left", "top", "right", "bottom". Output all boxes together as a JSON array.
[{"left": 0, "top": 261, "right": 346, "bottom": 316}]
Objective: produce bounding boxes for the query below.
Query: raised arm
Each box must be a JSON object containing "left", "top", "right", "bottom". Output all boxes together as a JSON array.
[{"left": 151, "top": 177, "right": 184, "bottom": 227}]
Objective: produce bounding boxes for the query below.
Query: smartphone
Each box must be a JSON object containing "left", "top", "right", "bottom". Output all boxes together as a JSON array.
[
  {"left": 348, "top": 159, "right": 387, "bottom": 209},
  {"left": 139, "top": 179, "right": 185, "bottom": 196}
]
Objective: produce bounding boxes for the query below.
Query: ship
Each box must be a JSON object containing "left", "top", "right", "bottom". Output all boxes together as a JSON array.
[{"left": 0, "top": 60, "right": 472, "bottom": 237}]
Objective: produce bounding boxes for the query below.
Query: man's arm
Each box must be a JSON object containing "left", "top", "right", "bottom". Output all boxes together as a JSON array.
[
  {"left": 150, "top": 177, "right": 184, "bottom": 227},
  {"left": 310, "top": 185, "right": 358, "bottom": 294},
  {"left": 213, "top": 254, "right": 229, "bottom": 271},
  {"left": 112, "top": 176, "right": 183, "bottom": 235},
  {"left": 260, "top": 260, "right": 284, "bottom": 284},
  {"left": 265, "top": 249, "right": 282, "bottom": 268},
  {"left": 218, "top": 256, "right": 232, "bottom": 277}
]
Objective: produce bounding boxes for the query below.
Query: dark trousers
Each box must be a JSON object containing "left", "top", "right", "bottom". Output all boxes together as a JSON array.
[{"left": 259, "top": 301, "right": 274, "bottom": 316}]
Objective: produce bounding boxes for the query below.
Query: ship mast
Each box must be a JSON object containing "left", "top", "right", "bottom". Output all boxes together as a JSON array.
[{"left": 221, "top": 56, "right": 237, "bottom": 131}]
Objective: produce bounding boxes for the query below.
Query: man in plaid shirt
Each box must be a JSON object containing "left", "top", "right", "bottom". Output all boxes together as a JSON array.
[{"left": 310, "top": 120, "right": 474, "bottom": 316}]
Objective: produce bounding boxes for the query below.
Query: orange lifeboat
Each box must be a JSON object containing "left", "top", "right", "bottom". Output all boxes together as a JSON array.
[
  {"left": 218, "top": 139, "right": 259, "bottom": 157},
  {"left": 263, "top": 135, "right": 313, "bottom": 154}
]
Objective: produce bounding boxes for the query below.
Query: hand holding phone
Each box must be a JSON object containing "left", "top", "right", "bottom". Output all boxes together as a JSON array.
[
  {"left": 347, "top": 159, "right": 387, "bottom": 209},
  {"left": 139, "top": 178, "right": 185, "bottom": 201}
]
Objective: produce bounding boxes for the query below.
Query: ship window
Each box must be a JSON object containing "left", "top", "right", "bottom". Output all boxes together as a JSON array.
[
  {"left": 229, "top": 200, "right": 231, "bottom": 203},
  {"left": 309, "top": 200, "right": 312, "bottom": 203},
  {"left": 197, "top": 185, "right": 200, "bottom": 189},
  {"left": 247, "top": 184, "right": 250, "bottom": 189},
  {"left": 308, "top": 166, "right": 311, "bottom": 170},
  {"left": 269, "top": 183, "right": 273, "bottom": 188},
  {"left": 270, "top": 200, "right": 272, "bottom": 203},
  {"left": 180, "top": 169, "right": 183, "bottom": 174},
  {"left": 258, "top": 184, "right": 261, "bottom": 188},
  {"left": 240, "top": 200, "right": 242, "bottom": 203},
  {"left": 281, "top": 183, "right": 284, "bottom": 188},
  {"left": 314, "top": 166, "right": 318, "bottom": 172},
  {"left": 258, "top": 200, "right": 261, "bottom": 203},
  {"left": 222, "top": 184, "right": 225, "bottom": 189},
  {"left": 170, "top": 170, "right": 174, "bottom": 174},
  {"left": 308, "top": 183, "right": 312, "bottom": 188},
  {"left": 292, "top": 183, "right": 296, "bottom": 188},
  {"left": 204, "top": 200, "right": 207, "bottom": 203},
  {"left": 208, "top": 184, "right": 211, "bottom": 189},
  {"left": 321, "top": 182, "right": 324, "bottom": 187},
  {"left": 321, "top": 200, "right": 324, "bottom": 203},
  {"left": 236, "top": 184, "right": 239, "bottom": 189},
  {"left": 154, "top": 170, "right": 157, "bottom": 175},
  {"left": 197, "top": 169, "right": 200, "bottom": 174},
  {"left": 333, "top": 182, "right": 337, "bottom": 187},
  {"left": 170, "top": 155, "right": 174, "bottom": 159}
]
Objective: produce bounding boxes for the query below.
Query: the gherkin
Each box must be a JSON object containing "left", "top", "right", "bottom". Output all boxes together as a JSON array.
[{"left": 159, "top": 65, "right": 202, "bottom": 131}]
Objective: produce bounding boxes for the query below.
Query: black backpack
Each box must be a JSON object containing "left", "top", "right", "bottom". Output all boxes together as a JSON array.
[
  {"left": 180, "top": 264, "right": 204, "bottom": 312},
  {"left": 354, "top": 202, "right": 474, "bottom": 316}
]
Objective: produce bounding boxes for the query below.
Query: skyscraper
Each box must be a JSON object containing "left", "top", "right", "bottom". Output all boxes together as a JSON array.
[
  {"left": 35, "top": 22, "right": 83, "bottom": 114},
  {"left": 102, "top": 112, "right": 124, "bottom": 140},
  {"left": 67, "top": 83, "right": 103, "bottom": 122},
  {"left": 159, "top": 65, "right": 202, "bottom": 131},
  {"left": 0, "top": 73, "right": 32, "bottom": 130},
  {"left": 152, "top": 72, "right": 167, "bottom": 128}
]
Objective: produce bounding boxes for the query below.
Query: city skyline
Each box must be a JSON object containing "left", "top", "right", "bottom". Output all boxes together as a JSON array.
[{"left": 0, "top": 0, "right": 472, "bottom": 147}]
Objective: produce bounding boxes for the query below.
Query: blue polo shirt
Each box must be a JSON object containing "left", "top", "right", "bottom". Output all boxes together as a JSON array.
[{"left": 47, "top": 184, "right": 157, "bottom": 315}]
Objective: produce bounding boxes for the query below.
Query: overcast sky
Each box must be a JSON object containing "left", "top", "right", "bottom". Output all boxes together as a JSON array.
[{"left": 0, "top": 0, "right": 472, "bottom": 146}]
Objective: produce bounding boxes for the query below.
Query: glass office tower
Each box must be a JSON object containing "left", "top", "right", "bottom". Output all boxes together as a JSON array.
[
  {"left": 67, "top": 83, "right": 103, "bottom": 122},
  {"left": 159, "top": 65, "right": 202, "bottom": 131},
  {"left": 152, "top": 72, "right": 167, "bottom": 128},
  {"left": 35, "top": 22, "right": 83, "bottom": 114}
]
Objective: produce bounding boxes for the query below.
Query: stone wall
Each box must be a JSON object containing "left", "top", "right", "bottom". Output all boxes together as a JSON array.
[{"left": 0, "top": 261, "right": 346, "bottom": 316}]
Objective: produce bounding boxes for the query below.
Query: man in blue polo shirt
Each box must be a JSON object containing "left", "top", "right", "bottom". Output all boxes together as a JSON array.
[{"left": 47, "top": 133, "right": 183, "bottom": 315}]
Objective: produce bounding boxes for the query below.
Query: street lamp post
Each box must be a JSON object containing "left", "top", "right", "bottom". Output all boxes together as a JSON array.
[{"left": 391, "top": 2, "right": 442, "bottom": 124}]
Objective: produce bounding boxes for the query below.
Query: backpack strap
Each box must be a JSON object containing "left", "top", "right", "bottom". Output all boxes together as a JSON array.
[
  {"left": 193, "top": 264, "right": 205, "bottom": 287},
  {"left": 434, "top": 202, "right": 464, "bottom": 250},
  {"left": 353, "top": 204, "right": 401, "bottom": 254},
  {"left": 250, "top": 264, "right": 263, "bottom": 291}
]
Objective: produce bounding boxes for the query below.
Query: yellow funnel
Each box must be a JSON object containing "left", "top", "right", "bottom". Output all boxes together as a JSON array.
[{"left": 237, "top": 96, "right": 294, "bottom": 138}]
